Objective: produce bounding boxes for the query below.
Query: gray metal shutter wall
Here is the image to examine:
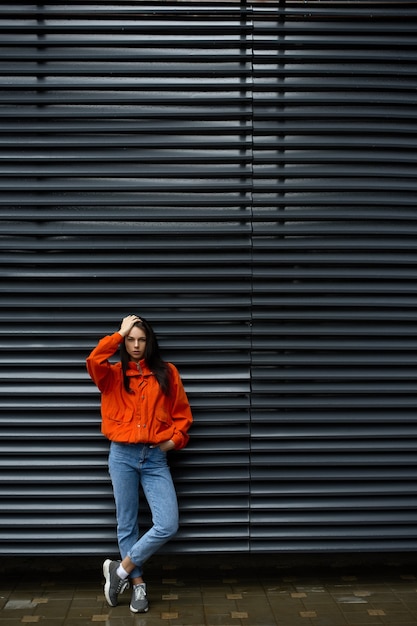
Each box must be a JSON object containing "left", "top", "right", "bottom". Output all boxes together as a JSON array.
[
  {"left": 0, "top": 2, "right": 416, "bottom": 556},
  {"left": 250, "top": 1, "right": 417, "bottom": 552}
]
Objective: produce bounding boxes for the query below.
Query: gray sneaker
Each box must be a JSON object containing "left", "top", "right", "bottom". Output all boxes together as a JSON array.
[
  {"left": 130, "top": 582, "right": 149, "bottom": 613},
  {"left": 103, "top": 559, "right": 129, "bottom": 607}
]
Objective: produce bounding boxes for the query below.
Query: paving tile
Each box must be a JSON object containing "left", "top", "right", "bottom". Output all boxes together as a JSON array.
[{"left": 2, "top": 555, "right": 417, "bottom": 625}]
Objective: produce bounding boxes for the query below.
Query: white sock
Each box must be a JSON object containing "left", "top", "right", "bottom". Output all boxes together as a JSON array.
[{"left": 116, "top": 564, "right": 129, "bottom": 580}]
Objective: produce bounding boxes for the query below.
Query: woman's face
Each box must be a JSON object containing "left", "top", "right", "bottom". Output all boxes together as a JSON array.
[{"left": 125, "top": 325, "right": 147, "bottom": 363}]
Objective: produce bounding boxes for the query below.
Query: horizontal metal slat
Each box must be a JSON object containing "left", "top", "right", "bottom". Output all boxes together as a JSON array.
[{"left": 0, "top": 0, "right": 416, "bottom": 556}]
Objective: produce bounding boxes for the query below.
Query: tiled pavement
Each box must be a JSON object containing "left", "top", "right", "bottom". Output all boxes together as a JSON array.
[{"left": 2, "top": 553, "right": 417, "bottom": 625}]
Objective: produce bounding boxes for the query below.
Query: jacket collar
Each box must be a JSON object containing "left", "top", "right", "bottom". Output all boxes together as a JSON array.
[{"left": 126, "top": 359, "right": 153, "bottom": 376}]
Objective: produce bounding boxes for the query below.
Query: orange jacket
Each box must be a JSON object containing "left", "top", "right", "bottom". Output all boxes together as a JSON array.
[{"left": 86, "top": 332, "right": 192, "bottom": 449}]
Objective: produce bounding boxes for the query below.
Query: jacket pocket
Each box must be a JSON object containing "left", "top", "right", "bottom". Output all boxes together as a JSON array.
[
  {"left": 155, "top": 411, "right": 173, "bottom": 434},
  {"left": 106, "top": 407, "right": 135, "bottom": 424}
]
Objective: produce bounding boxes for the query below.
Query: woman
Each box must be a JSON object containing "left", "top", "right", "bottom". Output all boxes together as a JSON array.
[{"left": 86, "top": 314, "right": 193, "bottom": 613}]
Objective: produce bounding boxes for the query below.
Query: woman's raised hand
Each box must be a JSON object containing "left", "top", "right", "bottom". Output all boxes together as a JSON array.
[{"left": 118, "top": 314, "right": 142, "bottom": 337}]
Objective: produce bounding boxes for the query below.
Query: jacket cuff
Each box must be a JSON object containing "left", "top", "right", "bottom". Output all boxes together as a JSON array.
[{"left": 171, "top": 432, "right": 185, "bottom": 450}]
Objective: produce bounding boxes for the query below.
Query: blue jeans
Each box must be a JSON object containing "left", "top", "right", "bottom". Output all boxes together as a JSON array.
[{"left": 108, "top": 441, "right": 179, "bottom": 579}]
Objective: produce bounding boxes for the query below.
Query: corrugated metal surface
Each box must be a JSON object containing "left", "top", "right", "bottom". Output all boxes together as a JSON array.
[
  {"left": 0, "top": 1, "right": 416, "bottom": 555},
  {"left": 250, "top": 1, "right": 417, "bottom": 552}
]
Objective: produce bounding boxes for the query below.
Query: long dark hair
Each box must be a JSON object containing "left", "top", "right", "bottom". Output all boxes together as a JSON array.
[{"left": 120, "top": 317, "right": 171, "bottom": 395}]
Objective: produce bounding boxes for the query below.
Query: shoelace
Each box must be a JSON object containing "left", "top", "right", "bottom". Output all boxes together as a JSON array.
[
  {"left": 133, "top": 584, "right": 146, "bottom": 600},
  {"left": 116, "top": 578, "right": 129, "bottom": 594}
]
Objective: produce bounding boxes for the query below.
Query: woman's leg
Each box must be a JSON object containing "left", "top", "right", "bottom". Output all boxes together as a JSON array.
[
  {"left": 126, "top": 446, "right": 179, "bottom": 574},
  {"left": 108, "top": 442, "right": 142, "bottom": 579}
]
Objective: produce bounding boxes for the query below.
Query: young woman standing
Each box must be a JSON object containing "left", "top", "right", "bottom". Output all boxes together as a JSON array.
[{"left": 86, "top": 314, "right": 193, "bottom": 613}]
